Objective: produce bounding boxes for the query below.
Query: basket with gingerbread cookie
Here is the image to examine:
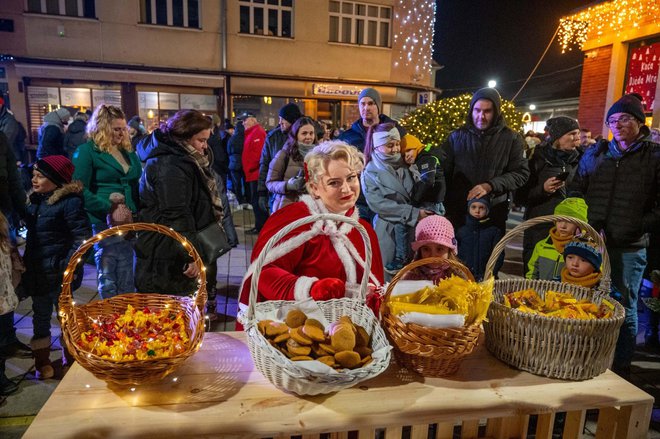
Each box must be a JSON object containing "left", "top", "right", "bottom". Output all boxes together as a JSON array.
[{"left": 241, "top": 213, "right": 392, "bottom": 396}]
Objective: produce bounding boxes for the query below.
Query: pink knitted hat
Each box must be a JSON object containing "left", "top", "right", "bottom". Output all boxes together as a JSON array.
[{"left": 411, "top": 215, "right": 457, "bottom": 254}]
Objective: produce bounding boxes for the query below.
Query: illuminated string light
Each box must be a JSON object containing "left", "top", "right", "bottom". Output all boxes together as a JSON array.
[
  {"left": 400, "top": 94, "right": 524, "bottom": 148},
  {"left": 558, "top": 0, "right": 660, "bottom": 53},
  {"left": 392, "top": 0, "right": 435, "bottom": 80}
]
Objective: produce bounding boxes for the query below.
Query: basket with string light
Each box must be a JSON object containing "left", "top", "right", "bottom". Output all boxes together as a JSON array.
[{"left": 58, "top": 222, "right": 207, "bottom": 386}]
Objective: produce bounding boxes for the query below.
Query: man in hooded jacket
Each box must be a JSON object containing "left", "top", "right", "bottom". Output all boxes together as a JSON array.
[
  {"left": 37, "top": 108, "right": 70, "bottom": 159},
  {"left": 441, "top": 87, "right": 529, "bottom": 234}
]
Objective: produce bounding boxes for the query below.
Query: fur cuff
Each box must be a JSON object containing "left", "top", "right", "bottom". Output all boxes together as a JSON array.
[{"left": 294, "top": 276, "right": 318, "bottom": 301}]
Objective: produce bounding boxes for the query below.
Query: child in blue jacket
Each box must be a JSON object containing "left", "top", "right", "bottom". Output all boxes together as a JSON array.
[{"left": 457, "top": 197, "right": 502, "bottom": 281}]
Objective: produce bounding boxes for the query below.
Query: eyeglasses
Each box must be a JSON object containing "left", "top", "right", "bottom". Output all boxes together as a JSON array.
[{"left": 606, "top": 115, "right": 635, "bottom": 127}]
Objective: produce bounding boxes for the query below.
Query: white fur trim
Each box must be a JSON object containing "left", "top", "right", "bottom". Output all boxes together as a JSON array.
[{"left": 294, "top": 276, "right": 318, "bottom": 301}]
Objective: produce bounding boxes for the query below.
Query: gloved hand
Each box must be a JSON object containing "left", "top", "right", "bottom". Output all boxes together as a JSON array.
[
  {"left": 286, "top": 176, "right": 306, "bottom": 193},
  {"left": 310, "top": 278, "right": 345, "bottom": 301},
  {"left": 258, "top": 195, "right": 269, "bottom": 214}
]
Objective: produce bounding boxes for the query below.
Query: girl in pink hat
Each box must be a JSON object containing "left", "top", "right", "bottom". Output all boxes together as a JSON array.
[{"left": 403, "top": 215, "right": 466, "bottom": 284}]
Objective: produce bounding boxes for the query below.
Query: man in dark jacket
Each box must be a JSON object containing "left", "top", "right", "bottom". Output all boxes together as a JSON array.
[
  {"left": 574, "top": 94, "right": 660, "bottom": 376},
  {"left": 0, "top": 97, "right": 24, "bottom": 163},
  {"left": 37, "top": 108, "right": 70, "bottom": 159},
  {"left": 63, "top": 111, "right": 89, "bottom": 158},
  {"left": 338, "top": 88, "right": 406, "bottom": 221},
  {"left": 257, "top": 103, "right": 302, "bottom": 213},
  {"left": 441, "top": 87, "right": 529, "bottom": 234},
  {"left": 227, "top": 119, "right": 247, "bottom": 204}
]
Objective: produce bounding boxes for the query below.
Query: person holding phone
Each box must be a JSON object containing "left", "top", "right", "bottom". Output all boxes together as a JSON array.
[{"left": 515, "top": 116, "right": 581, "bottom": 269}]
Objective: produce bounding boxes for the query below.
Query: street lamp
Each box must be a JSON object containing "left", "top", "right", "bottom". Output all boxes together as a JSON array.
[
  {"left": 529, "top": 104, "right": 536, "bottom": 111},
  {"left": 487, "top": 79, "right": 497, "bottom": 88}
]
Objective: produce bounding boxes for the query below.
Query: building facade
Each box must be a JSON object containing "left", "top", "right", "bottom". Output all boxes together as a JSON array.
[
  {"left": 560, "top": 1, "right": 660, "bottom": 136},
  {"left": 0, "top": 0, "right": 437, "bottom": 144}
]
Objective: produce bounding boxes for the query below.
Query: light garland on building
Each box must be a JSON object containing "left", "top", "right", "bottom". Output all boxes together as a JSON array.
[
  {"left": 392, "top": 0, "right": 435, "bottom": 80},
  {"left": 558, "top": 0, "right": 660, "bottom": 53}
]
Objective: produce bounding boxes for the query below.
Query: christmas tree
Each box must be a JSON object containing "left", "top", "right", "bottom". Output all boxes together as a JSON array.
[{"left": 400, "top": 93, "right": 524, "bottom": 149}]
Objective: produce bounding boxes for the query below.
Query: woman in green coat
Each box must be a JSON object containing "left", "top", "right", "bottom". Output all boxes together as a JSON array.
[{"left": 72, "top": 105, "right": 142, "bottom": 299}]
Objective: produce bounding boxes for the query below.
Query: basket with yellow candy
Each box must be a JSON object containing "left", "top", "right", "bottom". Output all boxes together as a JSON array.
[{"left": 503, "top": 289, "right": 615, "bottom": 320}]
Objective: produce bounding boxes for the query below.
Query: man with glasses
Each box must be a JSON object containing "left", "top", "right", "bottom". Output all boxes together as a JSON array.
[
  {"left": 574, "top": 94, "right": 660, "bottom": 377},
  {"left": 441, "top": 87, "right": 529, "bottom": 235}
]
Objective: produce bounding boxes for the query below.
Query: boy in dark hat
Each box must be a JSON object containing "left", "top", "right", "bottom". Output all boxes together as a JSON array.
[
  {"left": 24, "top": 155, "right": 91, "bottom": 379},
  {"left": 562, "top": 238, "right": 603, "bottom": 289},
  {"left": 457, "top": 197, "right": 503, "bottom": 281}
]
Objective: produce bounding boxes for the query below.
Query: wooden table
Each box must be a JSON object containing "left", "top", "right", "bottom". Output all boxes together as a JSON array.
[{"left": 24, "top": 332, "right": 653, "bottom": 439}]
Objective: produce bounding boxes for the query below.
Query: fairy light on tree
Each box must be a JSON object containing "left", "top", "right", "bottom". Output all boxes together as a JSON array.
[
  {"left": 558, "top": 0, "right": 660, "bottom": 53},
  {"left": 392, "top": 0, "right": 435, "bottom": 81},
  {"left": 400, "top": 94, "right": 524, "bottom": 149}
]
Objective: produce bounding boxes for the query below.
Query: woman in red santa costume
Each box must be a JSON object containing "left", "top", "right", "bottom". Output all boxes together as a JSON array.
[{"left": 238, "top": 141, "right": 384, "bottom": 325}]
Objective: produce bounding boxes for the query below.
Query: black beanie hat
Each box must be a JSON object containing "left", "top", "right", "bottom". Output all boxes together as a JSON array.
[
  {"left": 606, "top": 94, "right": 646, "bottom": 123},
  {"left": 278, "top": 103, "right": 302, "bottom": 124},
  {"left": 546, "top": 116, "right": 580, "bottom": 144}
]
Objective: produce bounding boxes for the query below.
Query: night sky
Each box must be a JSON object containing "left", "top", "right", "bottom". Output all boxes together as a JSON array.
[{"left": 434, "top": 0, "right": 592, "bottom": 103}]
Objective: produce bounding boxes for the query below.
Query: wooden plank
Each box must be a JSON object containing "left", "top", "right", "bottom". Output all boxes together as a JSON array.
[
  {"left": 562, "top": 410, "right": 586, "bottom": 439},
  {"left": 434, "top": 422, "right": 455, "bottom": 439},
  {"left": 356, "top": 427, "right": 376, "bottom": 439},
  {"left": 594, "top": 407, "right": 617, "bottom": 439},
  {"left": 302, "top": 435, "right": 322, "bottom": 439},
  {"left": 384, "top": 426, "right": 403, "bottom": 439},
  {"left": 461, "top": 419, "right": 479, "bottom": 438},
  {"left": 614, "top": 404, "right": 653, "bottom": 439},
  {"left": 410, "top": 424, "right": 427, "bottom": 439},
  {"left": 486, "top": 415, "right": 529, "bottom": 439},
  {"left": 535, "top": 413, "right": 556, "bottom": 439},
  {"left": 326, "top": 432, "right": 348, "bottom": 439}
]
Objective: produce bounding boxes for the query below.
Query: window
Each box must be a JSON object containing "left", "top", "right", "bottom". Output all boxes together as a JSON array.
[
  {"left": 26, "top": 0, "right": 96, "bottom": 18},
  {"left": 329, "top": 1, "right": 390, "bottom": 47},
  {"left": 239, "top": 0, "right": 293, "bottom": 38},
  {"left": 140, "top": 0, "right": 201, "bottom": 29}
]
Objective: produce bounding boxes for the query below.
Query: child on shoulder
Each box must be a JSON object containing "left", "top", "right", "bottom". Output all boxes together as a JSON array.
[
  {"left": 23, "top": 155, "right": 91, "bottom": 380},
  {"left": 457, "top": 197, "right": 503, "bottom": 281},
  {"left": 527, "top": 197, "right": 588, "bottom": 281},
  {"left": 561, "top": 237, "right": 602, "bottom": 289},
  {"left": 403, "top": 215, "right": 464, "bottom": 284}
]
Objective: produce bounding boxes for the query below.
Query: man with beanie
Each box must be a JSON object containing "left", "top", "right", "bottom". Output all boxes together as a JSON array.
[
  {"left": 441, "top": 87, "right": 529, "bottom": 235},
  {"left": 37, "top": 107, "right": 71, "bottom": 159},
  {"left": 574, "top": 93, "right": 660, "bottom": 376},
  {"left": 516, "top": 115, "right": 581, "bottom": 268},
  {"left": 257, "top": 102, "right": 302, "bottom": 214}
]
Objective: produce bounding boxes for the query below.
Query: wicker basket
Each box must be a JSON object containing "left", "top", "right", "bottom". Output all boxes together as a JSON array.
[
  {"left": 59, "top": 223, "right": 207, "bottom": 386},
  {"left": 380, "top": 257, "right": 483, "bottom": 377},
  {"left": 243, "top": 213, "right": 391, "bottom": 396},
  {"left": 482, "top": 214, "right": 625, "bottom": 380}
]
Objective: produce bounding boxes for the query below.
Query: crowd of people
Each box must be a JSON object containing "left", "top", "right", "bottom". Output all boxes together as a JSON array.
[{"left": 0, "top": 86, "right": 659, "bottom": 400}]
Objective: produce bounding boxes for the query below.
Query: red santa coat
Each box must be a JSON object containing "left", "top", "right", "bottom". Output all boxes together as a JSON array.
[
  {"left": 242, "top": 124, "right": 266, "bottom": 182},
  {"left": 239, "top": 195, "right": 384, "bottom": 313}
]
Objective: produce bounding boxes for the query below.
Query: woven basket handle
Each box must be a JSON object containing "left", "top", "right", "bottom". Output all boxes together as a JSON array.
[
  {"left": 483, "top": 214, "right": 611, "bottom": 292},
  {"left": 383, "top": 257, "right": 475, "bottom": 305},
  {"left": 59, "top": 222, "right": 208, "bottom": 319},
  {"left": 247, "top": 213, "right": 372, "bottom": 321}
]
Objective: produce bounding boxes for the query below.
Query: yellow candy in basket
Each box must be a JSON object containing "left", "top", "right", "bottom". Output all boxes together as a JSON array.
[
  {"left": 504, "top": 289, "right": 614, "bottom": 319},
  {"left": 388, "top": 275, "right": 494, "bottom": 325}
]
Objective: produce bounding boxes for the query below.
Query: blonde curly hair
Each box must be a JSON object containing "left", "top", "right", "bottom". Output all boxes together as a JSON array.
[
  {"left": 304, "top": 140, "right": 364, "bottom": 187},
  {"left": 86, "top": 104, "right": 132, "bottom": 153}
]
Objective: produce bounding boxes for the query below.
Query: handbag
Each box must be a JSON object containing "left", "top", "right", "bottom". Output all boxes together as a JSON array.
[{"left": 195, "top": 221, "right": 232, "bottom": 264}]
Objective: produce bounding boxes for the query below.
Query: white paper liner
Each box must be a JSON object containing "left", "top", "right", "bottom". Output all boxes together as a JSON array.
[
  {"left": 399, "top": 312, "right": 465, "bottom": 328},
  {"left": 389, "top": 280, "right": 434, "bottom": 297}
]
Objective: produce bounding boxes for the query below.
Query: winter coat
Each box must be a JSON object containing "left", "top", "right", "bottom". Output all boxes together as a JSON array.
[
  {"left": 134, "top": 129, "right": 217, "bottom": 294},
  {"left": 337, "top": 114, "right": 406, "bottom": 152},
  {"left": 456, "top": 215, "right": 503, "bottom": 281},
  {"left": 242, "top": 124, "right": 267, "bottom": 182},
  {"left": 63, "top": 119, "right": 87, "bottom": 159},
  {"left": 238, "top": 195, "right": 384, "bottom": 307},
  {"left": 227, "top": 122, "right": 245, "bottom": 171},
  {"left": 37, "top": 111, "right": 67, "bottom": 159},
  {"left": 0, "top": 106, "right": 20, "bottom": 156},
  {"left": 266, "top": 147, "right": 305, "bottom": 212},
  {"left": 441, "top": 93, "right": 529, "bottom": 230},
  {"left": 573, "top": 127, "right": 660, "bottom": 248},
  {"left": 258, "top": 127, "right": 288, "bottom": 195},
  {"left": 516, "top": 143, "right": 580, "bottom": 220},
  {"left": 411, "top": 147, "right": 446, "bottom": 206},
  {"left": 526, "top": 236, "right": 564, "bottom": 280},
  {"left": 361, "top": 156, "right": 419, "bottom": 269},
  {"left": 208, "top": 127, "right": 230, "bottom": 178},
  {"left": 22, "top": 181, "right": 92, "bottom": 295},
  {"left": 72, "top": 140, "right": 142, "bottom": 226},
  {"left": 0, "top": 131, "right": 26, "bottom": 218}
]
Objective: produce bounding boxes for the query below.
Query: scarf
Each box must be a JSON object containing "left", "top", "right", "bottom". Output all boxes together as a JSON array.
[
  {"left": 549, "top": 226, "right": 573, "bottom": 254},
  {"left": 181, "top": 142, "right": 223, "bottom": 221},
  {"left": 561, "top": 266, "right": 602, "bottom": 289},
  {"left": 298, "top": 142, "right": 315, "bottom": 157}
]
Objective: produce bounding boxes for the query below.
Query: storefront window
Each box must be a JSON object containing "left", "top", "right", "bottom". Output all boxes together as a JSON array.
[
  {"left": 232, "top": 95, "right": 301, "bottom": 130},
  {"left": 138, "top": 91, "right": 217, "bottom": 132}
]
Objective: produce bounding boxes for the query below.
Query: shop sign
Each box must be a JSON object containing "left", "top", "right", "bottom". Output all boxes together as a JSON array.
[
  {"left": 180, "top": 93, "right": 216, "bottom": 111},
  {"left": 625, "top": 41, "right": 660, "bottom": 111},
  {"left": 92, "top": 89, "right": 121, "bottom": 107},
  {"left": 61, "top": 88, "right": 91, "bottom": 107},
  {"left": 159, "top": 92, "right": 179, "bottom": 110},
  {"left": 416, "top": 92, "right": 432, "bottom": 106},
  {"left": 27, "top": 86, "right": 59, "bottom": 105},
  {"left": 312, "top": 84, "right": 363, "bottom": 97}
]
